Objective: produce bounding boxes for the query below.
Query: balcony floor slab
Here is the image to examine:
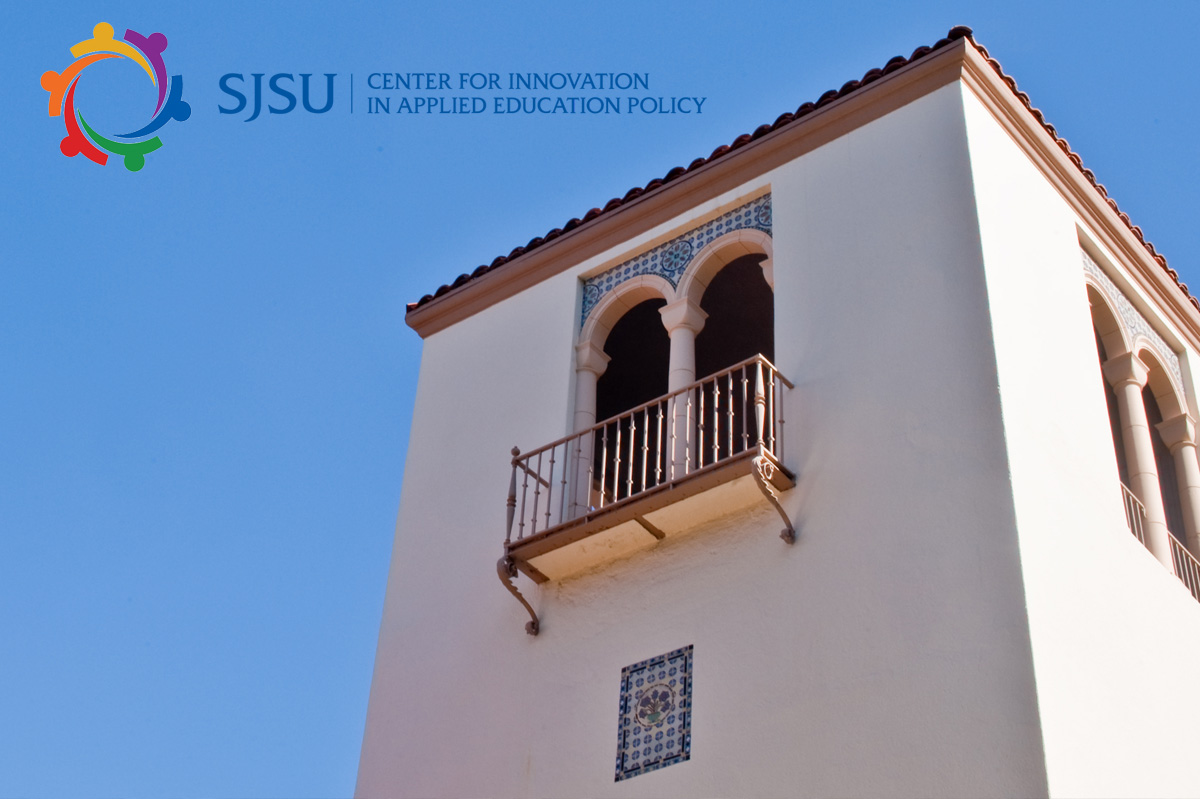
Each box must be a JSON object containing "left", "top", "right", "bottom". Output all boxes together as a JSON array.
[{"left": 509, "top": 448, "right": 794, "bottom": 583}]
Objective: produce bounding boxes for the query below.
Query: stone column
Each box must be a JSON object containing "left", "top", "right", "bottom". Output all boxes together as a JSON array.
[
  {"left": 1156, "top": 413, "right": 1200, "bottom": 559},
  {"left": 660, "top": 298, "right": 707, "bottom": 479},
  {"left": 571, "top": 341, "right": 610, "bottom": 517},
  {"left": 660, "top": 298, "right": 708, "bottom": 391},
  {"left": 1103, "top": 353, "right": 1174, "bottom": 570}
]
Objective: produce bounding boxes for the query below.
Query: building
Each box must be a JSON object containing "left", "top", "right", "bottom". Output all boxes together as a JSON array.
[{"left": 355, "top": 27, "right": 1200, "bottom": 797}]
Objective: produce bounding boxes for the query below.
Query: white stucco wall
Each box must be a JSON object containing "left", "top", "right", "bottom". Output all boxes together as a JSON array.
[
  {"left": 963, "top": 87, "right": 1200, "bottom": 798},
  {"left": 357, "top": 83, "right": 1050, "bottom": 797}
]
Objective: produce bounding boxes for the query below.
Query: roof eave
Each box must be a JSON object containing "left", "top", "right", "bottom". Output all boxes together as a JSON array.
[
  {"left": 405, "top": 37, "right": 972, "bottom": 338},
  {"left": 405, "top": 29, "right": 1200, "bottom": 350}
]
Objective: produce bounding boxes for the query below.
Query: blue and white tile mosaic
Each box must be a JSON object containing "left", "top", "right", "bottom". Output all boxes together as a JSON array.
[
  {"left": 1082, "top": 250, "right": 1182, "bottom": 387},
  {"left": 581, "top": 195, "right": 772, "bottom": 328},
  {"left": 614, "top": 645, "right": 693, "bottom": 782}
]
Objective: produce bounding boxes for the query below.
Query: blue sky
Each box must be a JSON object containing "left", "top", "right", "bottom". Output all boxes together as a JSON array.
[{"left": 3, "top": 1, "right": 1197, "bottom": 796}]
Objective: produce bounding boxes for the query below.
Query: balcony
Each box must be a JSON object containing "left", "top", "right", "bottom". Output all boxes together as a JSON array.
[{"left": 498, "top": 355, "right": 794, "bottom": 633}]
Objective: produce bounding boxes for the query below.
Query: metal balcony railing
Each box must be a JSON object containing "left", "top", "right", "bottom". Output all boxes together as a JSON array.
[
  {"left": 1121, "top": 482, "right": 1200, "bottom": 604},
  {"left": 505, "top": 355, "right": 792, "bottom": 546},
  {"left": 1121, "top": 483, "right": 1147, "bottom": 546},
  {"left": 1169, "top": 534, "right": 1200, "bottom": 604}
]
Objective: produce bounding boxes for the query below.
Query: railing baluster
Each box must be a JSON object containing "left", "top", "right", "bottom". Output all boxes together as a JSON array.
[
  {"left": 654, "top": 402, "right": 664, "bottom": 486},
  {"left": 626, "top": 415, "right": 636, "bottom": 499},
  {"left": 559, "top": 441, "right": 569, "bottom": 525},
  {"left": 640, "top": 408, "right": 650, "bottom": 493},
  {"left": 518, "top": 455, "right": 530, "bottom": 540},
  {"left": 505, "top": 447, "right": 520, "bottom": 545},
  {"left": 741, "top": 367, "right": 749, "bottom": 452},
  {"left": 726, "top": 373, "right": 734, "bottom": 459},
  {"left": 667, "top": 396, "right": 676, "bottom": 482},
  {"left": 711, "top": 375, "right": 720, "bottom": 465},
  {"left": 599, "top": 424, "right": 609, "bottom": 508},
  {"left": 698, "top": 385, "right": 706, "bottom": 468},
  {"left": 530, "top": 451, "right": 543, "bottom": 535},
  {"left": 754, "top": 360, "right": 766, "bottom": 448},
  {"left": 545, "top": 446, "right": 557, "bottom": 531},
  {"left": 587, "top": 431, "right": 597, "bottom": 512},
  {"left": 775, "top": 373, "right": 785, "bottom": 461},
  {"left": 614, "top": 422, "right": 623, "bottom": 502},
  {"left": 766, "top": 363, "right": 776, "bottom": 452},
  {"left": 685, "top": 393, "right": 693, "bottom": 475}
]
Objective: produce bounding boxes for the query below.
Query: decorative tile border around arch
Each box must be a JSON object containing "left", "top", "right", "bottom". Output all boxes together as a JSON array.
[
  {"left": 581, "top": 194, "right": 772, "bottom": 327},
  {"left": 1083, "top": 249, "right": 1182, "bottom": 387}
]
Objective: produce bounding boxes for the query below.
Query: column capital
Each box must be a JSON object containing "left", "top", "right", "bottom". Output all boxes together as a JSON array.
[
  {"left": 659, "top": 297, "right": 707, "bottom": 335},
  {"left": 575, "top": 340, "right": 611, "bottom": 377},
  {"left": 1157, "top": 413, "right": 1198, "bottom": 453},
  {"left": 1102, "top": 352, "right": 1150, "bottom": 390}
]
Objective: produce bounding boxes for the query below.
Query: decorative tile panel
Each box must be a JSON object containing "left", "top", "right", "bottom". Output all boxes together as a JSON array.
[
  {"left": 581, "top": 195, "right": 772, "bottom": 327},
  {"left": 1083, "top": 250, "right": 1182, "bottom": 387},
  {"left": 614, "top": 645, "right": 693, "bottom": 782}
]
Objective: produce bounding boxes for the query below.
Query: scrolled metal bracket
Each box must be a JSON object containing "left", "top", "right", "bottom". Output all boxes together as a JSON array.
[
  {"left": 497, "top": 556, "right": 540, "bottom": 635},
  {"left": 752, "top": 455, "right": 796, "bottom": 544}
]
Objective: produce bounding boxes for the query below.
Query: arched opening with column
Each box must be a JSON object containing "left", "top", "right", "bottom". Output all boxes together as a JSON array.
[
  {"left": 498, "top": 200, "right": 795, "bottom": 601},
  {"left": 1135, "top": 346, "right": 1200, "bottom": 565},
  {"left": 575, "top": 277, "right": 672, "bottom": 510},
  {"left": 576, "top": 275, "right": 674, "bottom": 430},
  {"left": 1139, "top": 349, "right": 1186, "bottom": 545},
  {"left": 1088, "top": 285, "right": 1131, "bottom": 489},
  {"left": 676, "top": 230, "right": 775, "bottom": 465},
  {"left": 694, "top": 254, "right": 775, "bottom": 379},
  {"left": 1089, "top": 276, "right": 1200, "bottom": 574},
  {"left": 569, "top": 228, "right": 780, "bottom": 511}
]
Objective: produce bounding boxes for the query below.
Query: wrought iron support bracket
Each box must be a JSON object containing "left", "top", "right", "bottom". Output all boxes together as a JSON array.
[
  {"left": 752, "top": 455, "right": 795, "bottom": 544},
  {"left": 497, "top": 555, "right": 540, "bottom": 635}
]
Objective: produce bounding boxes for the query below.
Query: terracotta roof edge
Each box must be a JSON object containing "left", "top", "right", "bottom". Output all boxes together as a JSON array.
[{"left": 407, "top": 25, "right": 1193, "bottom": 318}]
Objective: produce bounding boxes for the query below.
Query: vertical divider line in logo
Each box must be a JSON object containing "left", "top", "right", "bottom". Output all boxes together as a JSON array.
[{"left": 350, "top": 73, "right": 353, "bottom": 114}]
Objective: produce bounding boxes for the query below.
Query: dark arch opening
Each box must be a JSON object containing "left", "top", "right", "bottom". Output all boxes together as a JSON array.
[
  {"left": 1144, "top": 386, "right": 1186, "bottom": 543},
  {"left": 695, "top": 253, "right": 774, "bottom": 379},
  {"left": 596, "top": 298, "right": 669, "bottom": 421},
  {"left": 593, "top": 299, "right": 670, "bottom": 502},
  {"left": 691, "top": 254, "right": 775, "bottom": 464}
]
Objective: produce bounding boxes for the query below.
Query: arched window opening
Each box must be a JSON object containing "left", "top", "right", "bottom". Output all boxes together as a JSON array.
[
  {"left": 594, "top": 299, "right": 670, "bottom": 502},
  {"left": 694, "top": 254, "right": 775, "bottom": 379},
  {"left": 691, "top": 254, "right": 775, "bottom": 464},
  {"left": 596, "top": 299, "right": 670, "bottom": 421},
  {"left": 1094, "top": 328, "right": 1130, "bottom": 487},
  {"left": 1144, "top": 386, "right": 1186, "bottom": 543}
]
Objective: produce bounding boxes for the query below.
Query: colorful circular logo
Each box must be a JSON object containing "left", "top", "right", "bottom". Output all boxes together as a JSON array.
[{"left": 41, "top": 22, "right": 189, "bottom": 172}]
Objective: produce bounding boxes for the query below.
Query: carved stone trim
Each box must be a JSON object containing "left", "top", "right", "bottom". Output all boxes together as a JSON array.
[{"left": 1084, "top": 250, "right": 1182, "bottom": 388}]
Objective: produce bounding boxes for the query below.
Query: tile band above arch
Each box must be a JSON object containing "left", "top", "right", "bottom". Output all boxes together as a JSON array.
[{"left": 580, "top": 194, "right": 772, "bottom": 328}]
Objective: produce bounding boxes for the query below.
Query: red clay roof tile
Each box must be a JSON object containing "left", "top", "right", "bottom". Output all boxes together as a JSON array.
[{"left": 408, "top": 26, "right": 1193, "bottom": 313}]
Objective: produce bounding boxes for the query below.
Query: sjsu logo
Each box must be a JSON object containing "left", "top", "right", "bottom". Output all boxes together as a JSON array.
[
  {"left": 218, "top": 73, "right": 337, "bottom": 121},
  {"left": 41, "top": 22, "right": 189, "bottom": 172}
]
